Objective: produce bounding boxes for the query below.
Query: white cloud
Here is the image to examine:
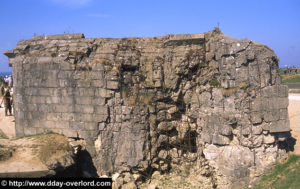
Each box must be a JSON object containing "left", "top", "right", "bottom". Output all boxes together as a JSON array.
[{"left": 50, "top": 0, "right": 92, "bottom": 8}]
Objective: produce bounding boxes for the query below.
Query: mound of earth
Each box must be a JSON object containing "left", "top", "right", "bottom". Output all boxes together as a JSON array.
[{"left": 0, "top": 133, "right": 76, "bottom": 177}]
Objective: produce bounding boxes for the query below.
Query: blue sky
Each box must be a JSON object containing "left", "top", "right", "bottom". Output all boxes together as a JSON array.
[{"left": 0, "top": 0, "right": 299, "bottom": 72}]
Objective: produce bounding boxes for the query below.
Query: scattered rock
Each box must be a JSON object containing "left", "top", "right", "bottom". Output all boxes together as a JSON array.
[{"left": 122, "top": 181, "right": 137, "bottom": 189}]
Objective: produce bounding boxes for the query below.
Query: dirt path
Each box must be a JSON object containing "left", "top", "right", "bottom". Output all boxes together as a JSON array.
[
  {"left": 0, "top": 108, "right": 49, "bottom": 176},
  {"left": 0, "top": 138, "right": 49, "bottom": 175},
  {"left": 289, "top": 93, "right": 300, "bottom": 155},
  {"left": 0, "top": 107, "right": 15, "bottom": 139},
  {"left": 0, "top": 133, "right": 72, "bottom": 177}
]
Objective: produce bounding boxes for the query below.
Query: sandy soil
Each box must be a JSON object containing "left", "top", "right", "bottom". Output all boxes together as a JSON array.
[
  {"left": 0, "top": 107, "right": 15, "bottom": 139},
  {"left": 0, "top": 108, "right": 48, "bottom": 175},
  {"left": 289, "top": 93, "right": 300, "bottom": 155},
  {"left": 0, "top": 133, "right": 71, "bottom": 176},
  {"left": 0, "top": 110, "right": 69, "bottom": 175},
  {"left": 0, "top": 137, "right": 48, "bottom": 174}
]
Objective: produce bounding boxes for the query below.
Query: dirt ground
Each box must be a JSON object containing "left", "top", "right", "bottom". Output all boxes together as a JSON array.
[
  {"left": 288, "top": 93, "right": 300, "bottom": 155},
  {"left": 0, "top": 137, "right": 49, "bottom": 174},
  {"left": 0, "top": 107, "right": 15, "bottom": 139},
  {"left": 0, "top": 108, "right": 72, "bottom": 176}
]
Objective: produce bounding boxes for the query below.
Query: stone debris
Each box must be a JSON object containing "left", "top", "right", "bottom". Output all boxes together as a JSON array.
[{"left": 4, "top": 28, "right": 291, "bottom": 188}]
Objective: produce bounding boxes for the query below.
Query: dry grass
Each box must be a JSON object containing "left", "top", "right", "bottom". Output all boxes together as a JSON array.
[
  {"left": 222, "top": 87, "right": 237, "bottom": 97},
  {"left": 121, "top": 85, "right": 154, "bottom": 106},
  {"left": 281, "top": 74, "right": 300, "bottom": 84},
  {"left": 289, "top": 89, "right": 300, "bottom": 93},
  {"left": 0, "top": 145, "right": 15, "bottom": 161},
  {"left": 127, "top": 37, "right": 137, "bottom": 41},
  {"left": 239, "top": 81, "right": 249, "bottom": 90},
  {"left": 35, "top": 133, "right": 72, "bottom": 164},
  {"left": 0, "top": 129, "right": 8, "bottom": 139},
  {"left": 137, "top": 92, "right": 154, "bottom": 105},
  {"left": 126, "top": 92, "right": 154, "bottom": 106},
  {"left": 91, "top": 58, "right": 110, "bottom": 65}
]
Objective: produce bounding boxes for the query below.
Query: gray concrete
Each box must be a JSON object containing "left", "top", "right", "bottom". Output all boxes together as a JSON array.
[{"left": 3, "top": 29, "right": 291, "bottom": 188}]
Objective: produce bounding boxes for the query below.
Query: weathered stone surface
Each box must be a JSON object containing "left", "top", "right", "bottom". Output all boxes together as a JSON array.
[
  {"left": 4, "top": 29, "right": 291, "bottom": 189},
  {"left": 263, "top": 134, "right": 275, "bottom": 144}
]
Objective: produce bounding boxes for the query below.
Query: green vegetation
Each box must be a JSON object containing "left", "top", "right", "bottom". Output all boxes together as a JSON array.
[
  {"left": 199, "top": 63, "right": 207, "bottom": 68},
  {"left": 239, "top": 81, "right": 249, "bottom": 90},
  {"left": 0, "top": 130, "right": 8, "bottom": 139},
  {"left": 139, "top": 72, "right": 146, "bottom": 82},
  {"left": 289, "top": 89, "right": 300, "bottom": 93},
  {"left": 50, "top": 52, "right": 57, "bottom": 57},
  {"left": 162, "top": 84, "right": 170, "bottom": 93},
  {"left": 281, "top": 74, "right": 300, "bottom": 84},
  {"left": 121, "top": 84, "right": 154, "bottom": 105},
  {"left": 280, "top": 68, "right": 300, "bottom": 84},
  {"left": 14, "top": 131, "right": 55, "bottom": 140},
  {"left": 209, "top": 79, "right": 220, "bottom": 87},
  {"left": 241, "top": 84, "right": 249, "bottom": 90},
  {"left": 254, "top": 155, "right": 300, "bottom": 189},
  {"left": 136, "top": 91, "right": 154, "bottom": 105},
  {"left": 279, "top": 68, "right": 298, "bottom": 75},
  {"left": 121, "top": 84, "right": 132, "bottom": 98},
  {"left": 0, "top": 144, "right": 15, "bottom": 161},
  {"left": 0, "top": 77, "right": 7, "bottom": 87}
]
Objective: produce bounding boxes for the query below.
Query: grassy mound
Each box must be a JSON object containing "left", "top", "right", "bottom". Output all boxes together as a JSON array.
[
  {"left": 254, "top": 155, "right": 300, "bottom": 189},
  {"left": 14, "top": 132, "right": 72, "bottom": 164},
  {"left": 0, "top": 129, "right": 8, "bottom": 139},
  {"left": 35, "top": 133, "right": 72, "bottom": 164},
  {"left": 0, "top": 145, "right": 15, "bottom": 161},
  {"left": 281, "top": 74, "right": 300, "bottom": 84}
]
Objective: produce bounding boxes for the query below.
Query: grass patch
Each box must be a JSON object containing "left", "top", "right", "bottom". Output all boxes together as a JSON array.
[
  {"left": 0, "top": 145, "right": 15, "bottom": 161},
  {"left": 281, "top": 74, "right": 300, "bottom": 84},
  {"left": 121, "top": 84, "right": 154, "bottom": 105},
  {"left": 239, "top": 81, "right": 249, "bottom": 90},
  {"left": 162, "top": 84, "right": 170, "bottom": 93},
  {"left": 222, "top": 88, "right": 237, "bottom": 97},
  {"left": 199, "top": 63, "right": 207, "bottom": 68},
  {"left": 15, "top": 131, "right": 56, "bottom": 140},
  {"left": 139, "top": 72, "right": 146, "bottom": 82},
  {"left": 126, "top": 91, "right": 154, "bottom": 106},
  {"left": 0, "top": 129, "right": 8, "bottom": 139},
  {"left": 36, "top": 133, "right": 72, "bottom": 164},
  {"left": 209, "top": 79, "right": 220, "bottom": 87},
  {"left": 253, "top": 155, "right": 300, "bottom": 189},
  {"left": 289, "top": 89, "right": 300, "bottom": 93},
  {"left": 280, "top": 68, "right": 299, "bottom": 75},
  {"left": 121, "top": 84, "right": 132, "bottom": 98}
]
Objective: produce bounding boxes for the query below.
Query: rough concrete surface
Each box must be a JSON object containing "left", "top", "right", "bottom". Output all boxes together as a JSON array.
[{"left": 2, "top": 29, "right": 293, "bottom": 188}]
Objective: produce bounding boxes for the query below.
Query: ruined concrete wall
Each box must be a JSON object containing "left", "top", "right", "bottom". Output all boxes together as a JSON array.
[{"left": 4, "top": 30, "right": 291, "bottom": 188}]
